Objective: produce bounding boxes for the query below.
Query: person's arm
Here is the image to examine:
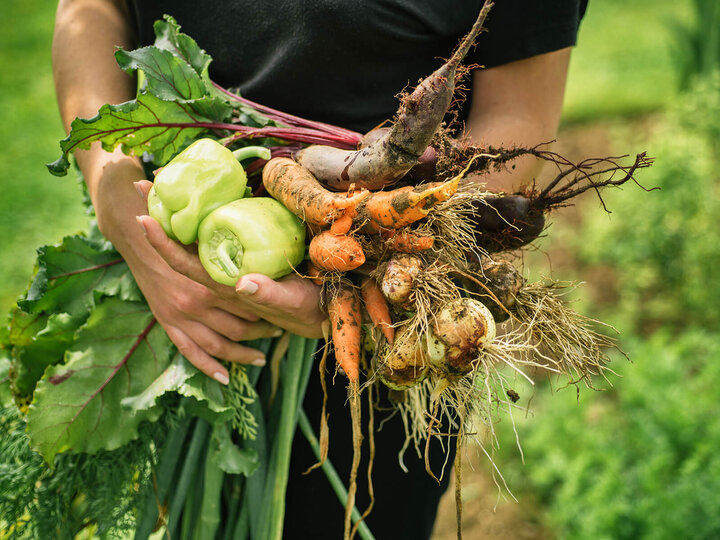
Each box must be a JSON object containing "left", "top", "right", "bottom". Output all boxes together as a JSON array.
[
  {"left": 52, "top": 0, "right": 325, "bottom": 385},
  {"left": 464, "top": 47, "right": 572, "bottom": 193}
]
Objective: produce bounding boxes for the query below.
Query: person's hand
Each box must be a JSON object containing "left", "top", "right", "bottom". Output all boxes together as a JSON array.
[
  {"left": 133, "top": 180, "right": 326, "bottom": 369},
  {"left": 82, "top": 150, "right": 321, "bottom": 385}
]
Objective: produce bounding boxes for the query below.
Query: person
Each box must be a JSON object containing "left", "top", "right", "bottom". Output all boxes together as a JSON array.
[{"left": 52, "top": 1, "right": 587, "bottom": 537}]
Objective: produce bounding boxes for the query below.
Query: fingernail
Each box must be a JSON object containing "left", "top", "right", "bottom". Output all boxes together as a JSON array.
[
  {"left": 252, "top": 357, "right": 266, "bottom": 367},
  {"left": 133, "top": 181, "right": 146, "bottom": 201},
  {"left": 135, "top": 216, "right": 148, "bottom": 236},
  {"left": 213, "top": 371, "right": 229, "bottom": 385},
  {"left": 236, "top": 279, "right": 259, "bottom": 295},
  {"left": 273, "top": 328, "right": 284, "bottom": 337}
]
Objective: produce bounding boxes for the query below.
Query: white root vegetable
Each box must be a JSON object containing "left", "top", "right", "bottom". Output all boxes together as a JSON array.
[
  {"left": 381, "top": 254, "right": 423, "bottom": 309},
  {"left": 427, "top": 298, "right": 496, "bottom": 378},
  {"left": 376, "top": 324, "right": 429, "bottom": 390}
]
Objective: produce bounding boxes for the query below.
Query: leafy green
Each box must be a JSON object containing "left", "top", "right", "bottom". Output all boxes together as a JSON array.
[
  {"left": 0, "top": 405, "right": 179, "bottom": 540},
  {"left": 27, "top": 298, "right": 174, "bottom": 463},
  {"left": 7, "top": 309, "right": 77, "bottom": 399},
  {"left": 7, "top": 233, "right": 139, "bottom": 399},
  {"left": 122, "top": 352, "right": 233, "bottom": 425},
  {"left": 116, "top": 46, "right": 209, "bottom": 102},
  {"left": 47, "top": 92, "right": 232, "bottom": 176},
  {"left": 210, "top": 423, "right": 259, "bottom": 476},
  {"left": 46, "top": 15, "right": 268, "bottom": 177},
  {"left": 152, "top": 17, "right": 213, "bottom": 78},
  {"left": 20, "top": 233, "right": 138, "bottom": 315},
  {"left": 226, "top": 362, "right": 260, "bottom": 440}
]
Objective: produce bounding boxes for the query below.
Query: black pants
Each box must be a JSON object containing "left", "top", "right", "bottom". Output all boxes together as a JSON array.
[{"left": 283, "top": 359, "right": 455, "bottom": 540}]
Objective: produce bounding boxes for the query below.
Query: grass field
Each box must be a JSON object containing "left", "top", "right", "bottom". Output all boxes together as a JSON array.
[
  {"left": 563, "top": 0, "right": 691, "bottom": 122},
  {"left": 0, "top": 1, "right": 87, "bottom": 313}
]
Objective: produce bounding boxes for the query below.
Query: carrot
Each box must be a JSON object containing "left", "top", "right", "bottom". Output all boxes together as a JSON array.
[
  {"left": 294, "top": 2, "right": 493, "bottom": 191},
  {"left": 382, "top": 229, "right": 435, "bottom": 253},
  {"left": 360, "top": 277, "right": 395, "bottom": 345},
  {"left": 262, "top": 157, "right": 370, "bottom": 226},
  {"left": 306, "top": 261, "right": 326, "bottom": 286},
  {"left": 325, "top": 282, "right": 365, "bottom": 540},
  {"left": 329, "top": 209, "right": 356, "bottom": 235},
  {"left": 328, "top": 282, "right": 363, "bottom": 382},
  {"left": 309, "top": 230, "right": 366, "bottom": 272},
  {"left": 355, "top": 176, "right": 460, "bottom": 233}
]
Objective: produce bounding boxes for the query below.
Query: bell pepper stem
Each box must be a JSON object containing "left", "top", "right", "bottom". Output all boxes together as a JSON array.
[
  {"left": 232, "top": 146, "right": 272, "bottom": 162},
  {"left": 216, "top": 239, "right": 242, "bottom": 279}
]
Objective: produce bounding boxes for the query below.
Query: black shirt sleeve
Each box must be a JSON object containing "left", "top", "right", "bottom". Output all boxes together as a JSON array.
[{"left": 469, "top": 0, "right": 589, "bottom": 68}]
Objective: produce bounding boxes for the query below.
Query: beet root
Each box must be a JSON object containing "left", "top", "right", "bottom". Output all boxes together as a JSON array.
[
  {"left": 294, "top": 2, "right": 493, "bottom": 191},
  {"left": 470, "top": 195, "right": 546, "bottom": 252}
]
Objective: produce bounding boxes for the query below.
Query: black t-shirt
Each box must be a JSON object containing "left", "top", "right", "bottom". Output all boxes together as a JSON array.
[{"left": 128, "top": 0, "right": 588, "bottom": 133}]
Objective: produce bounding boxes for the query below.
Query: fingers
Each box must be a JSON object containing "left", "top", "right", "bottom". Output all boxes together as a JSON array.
[
  {"left": 236, "top": 273, "right": 318, "bottom": 313},
  {"left": 205, "top": 307, "right": 281, "bottom": 341},
  {"left": 137, "top": 214, "right": 219, "bottom": 288},
  {"left": 235, "top": 273, "right": 326, "bottom": 337},
  {"left": 134, "top": 179, "right": 153, "bottom": 203},
  {"left": 164, "top": 325, "right": 231, "bottom": 384},
  {"left": 165, "top": 322, "right": 268, "bottom": 385},
  {"left": 186, "top": 321, "right": 267, "bottom": 366}
]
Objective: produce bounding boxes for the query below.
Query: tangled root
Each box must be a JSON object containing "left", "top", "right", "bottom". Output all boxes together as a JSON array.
[{"left": 513, "top": 280, "right": 621, "bottom": 389}]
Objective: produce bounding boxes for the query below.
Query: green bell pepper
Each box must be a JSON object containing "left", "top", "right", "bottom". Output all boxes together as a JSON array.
[
  {"left": 198, "top": 198, "right": 307, "bottom": 286},
  {"left": 148, "top": 139, "right": 271, "bottom": 244}
]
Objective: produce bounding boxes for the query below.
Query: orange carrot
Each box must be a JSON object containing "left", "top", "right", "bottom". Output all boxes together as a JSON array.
[
  {"left": 306, "top": 262, "right": 326, "bottom": 286},
  {"left": 262, "top": 157, "right": 370, "bottom": 226},
  {"left": 327, "top": 282, "right": 365, "bottom": 540},
  {"left": 309, "top": 230, "right": 366, "bottom": 272},
  {"left": 381, "top": 229, "right": 435, "bottom": 253},
  {"left": 360, "top": 277, "right": 395, "bottom": 345},
  {"left": 328, "top": 282, "right": 363, "bottom": 382},
  {"left": 354, "top": 176, "right": 460, "bottom": 233},
  {"left": 329, "top": 211, "right": 355, "bottom": 235}
]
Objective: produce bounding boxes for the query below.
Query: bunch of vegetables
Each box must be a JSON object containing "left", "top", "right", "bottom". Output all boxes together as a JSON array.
[{"left": 0, "top": 2, "right": 654, "bottom": 539}]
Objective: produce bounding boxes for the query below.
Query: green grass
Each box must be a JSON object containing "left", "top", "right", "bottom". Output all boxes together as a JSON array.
[
  {"left": 0, "top": 1, "right": 88, "bottom": 314},
  {"left": 563, "top": 0, "right": 692, "bottom": 123}
]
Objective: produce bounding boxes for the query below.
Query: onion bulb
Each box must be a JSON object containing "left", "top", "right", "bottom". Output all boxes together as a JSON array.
[
  {"left": 376, "top": 324, "right": 429, "bottom": 390},
  {"left": 427, "top": 298, "right": 496, "bottom": 378}
]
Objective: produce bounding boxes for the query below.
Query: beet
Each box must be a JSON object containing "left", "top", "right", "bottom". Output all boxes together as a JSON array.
[{"left": 295, "top": 2, "right": 494, "bottom": 191}]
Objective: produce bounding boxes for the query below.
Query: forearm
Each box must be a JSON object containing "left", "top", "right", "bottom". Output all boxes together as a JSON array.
[
  {"left": 464, "top": 48, "right": 571, "bottom": 193},
  {"left": 52, "top": 0, "right": 148, "bottom": 256},
  {"left": 53, "top": 0, "right": 135, "bottom": 132}
]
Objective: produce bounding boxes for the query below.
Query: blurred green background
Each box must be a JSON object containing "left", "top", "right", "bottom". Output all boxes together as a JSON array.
[{"left": 1, "top": 1, "right": 719, "bottom": 539}]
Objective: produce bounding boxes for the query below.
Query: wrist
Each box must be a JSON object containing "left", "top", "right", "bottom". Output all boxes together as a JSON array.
[{"left": 77, "top": 146, "right": 149, "bottom": 253}]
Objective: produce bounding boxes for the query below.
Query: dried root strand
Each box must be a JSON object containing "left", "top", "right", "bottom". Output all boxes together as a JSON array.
[
  {"left": 391, "top": 325, "right": 539, "bottom": 467},
  {"left": 513, "top": 280, "right": 621, "bottom": 388},
  {"left": 344, "top": 380, "right": 363, "bottom": 540},
  {"left": 350, "top": 383, "right": 376, "bottom": 540},
  {"left": 303, "top": 334, "right": 331, "bottom": 475}
]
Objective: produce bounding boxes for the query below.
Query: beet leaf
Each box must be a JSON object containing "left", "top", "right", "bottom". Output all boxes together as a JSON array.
[{"left": 27, "top": 298, "right": 174, "bottom": 463}]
